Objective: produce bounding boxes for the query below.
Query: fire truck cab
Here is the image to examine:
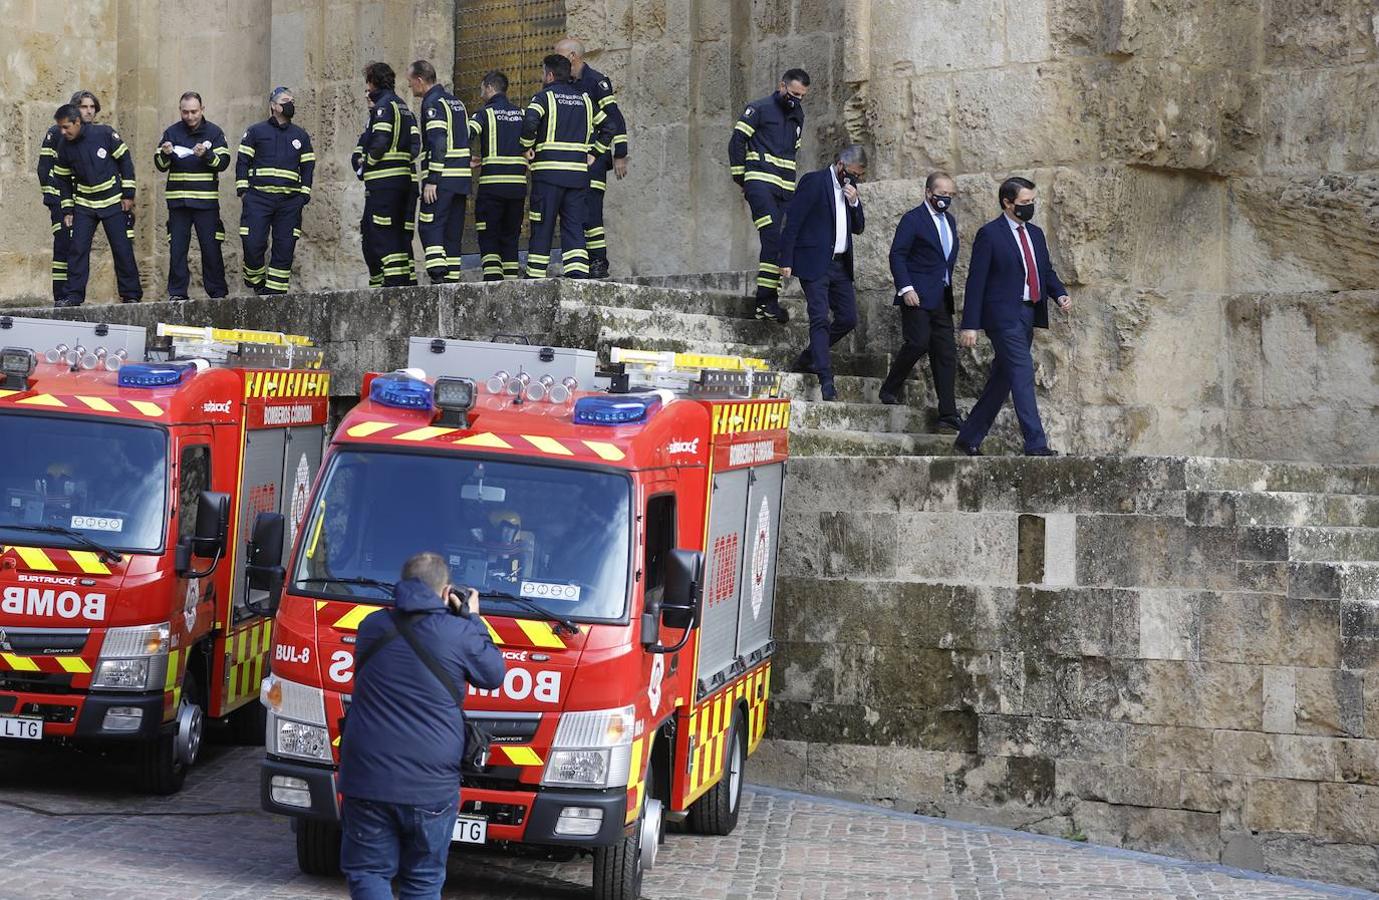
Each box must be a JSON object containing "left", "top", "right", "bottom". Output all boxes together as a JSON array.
[
  {"left": 260, "top": 338, "right": 789, "bottom": 899},
  {"left": 0, "top": 317, "right": 329, "bottom": 794}
]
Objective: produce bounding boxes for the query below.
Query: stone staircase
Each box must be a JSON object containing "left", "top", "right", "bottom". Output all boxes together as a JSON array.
[{"left": 559, "top": 276, "right": 963, "bottom": 457}]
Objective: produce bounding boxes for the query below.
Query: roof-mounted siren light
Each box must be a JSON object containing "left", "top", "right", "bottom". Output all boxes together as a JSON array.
[
  {"left": 0, "top": 347, "right": 37, "bottom": 390},
  {"left": 434, "top": 377, "right": 477, "bottom": 427}
]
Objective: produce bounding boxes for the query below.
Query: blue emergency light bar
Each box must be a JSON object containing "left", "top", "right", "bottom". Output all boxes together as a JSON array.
[
  {"left": 370, "top": 373, "right": 434, "bottom": 410},
  {"left": 573, "top": 394, "right": 661, "bottom": 426},
  {"left": 118, "top": 362, "right": 194, "bottom": 388}
]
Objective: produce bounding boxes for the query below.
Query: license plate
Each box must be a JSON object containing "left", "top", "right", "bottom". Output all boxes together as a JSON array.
[
  {"left": 0, "top": 715, "right": 42, "bottom": 741},
  {"left": 452, "top": 814, "right": 487, "bottom": 845}
]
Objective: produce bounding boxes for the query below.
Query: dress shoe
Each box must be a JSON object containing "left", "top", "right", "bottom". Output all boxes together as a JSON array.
[
  {"left": 953, "top": 439, "right": 983, "bottom": 457},
  {"left": 753, "top": 298, "right": 790, "bottom": 324},
  {"left": 819, "top": 379, "right": 838, "bottom": 402},
  {"left": 935, "top": 414, "right": 964, "bottom": 434},
  {"left": 166, "top": 295, "right": 189, "bottom": 303},
  {"left": 53, "top": 295, "right": 83, "bottom": 308},
  {"left": 1024, "top": 447, "right": 1061, "bottom": 457},
  {"left": 878, "top": 391, "right": 901, "bottom": 406},
  {"left": 789, "top": 353, "right": 814, "bottom": 375},
  {"left": 120, "top": 296, "right": 141, "bottom": 303}
]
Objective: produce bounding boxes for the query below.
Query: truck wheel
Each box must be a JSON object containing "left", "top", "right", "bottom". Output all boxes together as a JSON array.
[
  {"left": 687, "top": 709, "right": 745, "bottom": 836},
  {"left": 228, "top": 698, "right": 267, "bottom": 746},
  {"left": 592, "top": 797, "right": 661, "bottom": 900},
  {"left": 136, "top": 670, "right": 205, "bottom": 795},
  {"left": 296, "top": 819, "right": 342, "bottom": 877}
]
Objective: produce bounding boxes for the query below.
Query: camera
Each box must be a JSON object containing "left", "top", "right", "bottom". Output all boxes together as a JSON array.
[{"left": 447, "top": 585, "right": 473, "bottom": 617}]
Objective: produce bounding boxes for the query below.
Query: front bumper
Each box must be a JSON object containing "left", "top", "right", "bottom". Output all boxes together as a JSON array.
[
  {"left": 0, "top": 689, "right": 166, "bottom": 742},
  {"left": 261, "top": 754, "right": 341, "bottom": 821}
]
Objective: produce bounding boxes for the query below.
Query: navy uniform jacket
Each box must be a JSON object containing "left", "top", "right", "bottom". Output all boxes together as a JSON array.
[
  {"left": 37, "top": 125, "right": 62, "bottom": 210},
  {"left": 961, "top": 215, "right": 1068, "bottom": 332},
  {"left": 362, "top": 89, "right": 420, "bottom": 192},
  {"left": 520, "top": 80, "right": 614, "bottom": 189},
  {"left": 337, "top": 579, "right": 505, "bottom": 805},
  {"left": 889, "top": 203, "right": 958, "bottom": 313},
  {"left": 51, "top": 124, "right": 136, "bottom": 219},
  {"left": 419, "top": 84, "right": 471, "bottom": 195},
  {"left": 575, "top": 64, "right": 628, "bottom": 160},
  {"left": 778, "top": 168, "right": 864, "bottom": 282},
  {"left": 728, "top": 93, "right": 804, "bottom": 193},
  {"left": 153, "top": 119, "right": 231, "bottom": 209},
  {"left": 235, "top": 118, "right": 316, "bottom": 203},
  {"left": 468, "top": 93, "right": 528, "bottom": 200}
]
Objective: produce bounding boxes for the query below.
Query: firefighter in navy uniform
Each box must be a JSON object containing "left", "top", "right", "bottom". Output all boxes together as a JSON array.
[
  {"left": 235, "top": 87, "right": 315, "bottom": 295},
  {"left": 556, "top": 38, "right": 628, "bottom": 280},
  {"left": 407, "top": 59, "right": 470, "bottom": 284},
  {"left": 729, "top": 68, "right": 810, "bottom": 324},
  {"left": 357, "top": 62, "right": 421, "bottom": 288},
  {"left": 468, "top": 70, "right": 527, "bottom": 281},
  {"left": 50, "top": 103, "right": 143, "bottom": 306},
  {"left": 153, "top": 91, "right": 231, "bottom": 300},
  {"left": 520, "top": 54, "right": 614, "bottom": 279},
  {"left": 36, "top": 121, "right": 68, "bottom": 303}
]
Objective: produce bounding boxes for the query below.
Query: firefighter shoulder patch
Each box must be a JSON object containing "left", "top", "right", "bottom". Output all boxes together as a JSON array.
[
  {"left": 376, "top": 106, "right": 386, "bottom": 117},
  {"left": 743, "top": 106, "right": 754, "bottom": 117},
  {"left": 292, "top": 138, "right": 302, "bottom": 149},
  {"left": 599, "top": 79, "right": 611, "bottom": 92},
  {"left": 427, "top": 107, "right": 436, "bottom": 118}
]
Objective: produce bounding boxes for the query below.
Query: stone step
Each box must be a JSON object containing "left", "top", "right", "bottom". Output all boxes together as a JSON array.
[
  {"left": 619, "top": 271, "right": 805, "bottom": 300},
  {"left": 1190, "top": 490, "right": 1379, "bottom": 530},
  {"left": 789, "top": 398, "right": 932, "bottom": 434},
  {"left": 561, "top": 280, "right": 765, "bottom": 320},
  {"left": 1186, "top": 459, "right": 1379, "bottom": 497},
  {"left": 561, "top": 301, "right": 850, "bottom": 358},
  {"left": 1288, "top": 526, "right": 1379, "bottom": 563},
  {"left": 788, "top": 429, "right": 959, "bottom": 457}
]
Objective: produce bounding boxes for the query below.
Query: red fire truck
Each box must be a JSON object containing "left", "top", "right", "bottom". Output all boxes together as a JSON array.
[
  {"left": 0, "top": 317, "right": 329, "bottom": 794},
  {"left": 259, "top": 339, "right": 789, "bottom": 898}
]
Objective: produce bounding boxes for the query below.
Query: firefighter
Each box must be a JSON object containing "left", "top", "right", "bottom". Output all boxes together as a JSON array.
[
  {"left": 467, "top": 70, "right": 527, "bottom": 282},
  {"left": 555, "top": 38, "right": 628, "bottom": 280},
  {"left": 729, "top": 68, "right": 810, "bottom": 324},
  {"left": 38, "top": 91, "right": 104, "bottom": 304},
  {"left": 406, "top": 59, "right": 469, "bottom": 284},
  {"left": 154, "top": 91, "right": 231, "bottom": 300},
  {"left": 358, "top": 62, "right": 421, "bottom": 289},
  {"left": 50, "top": 103, "right": 142, "bottom": 306},
  {"left": 235, "top": 87, "right": 315, "bottom": 295},
  {"left": 520, "top": 54, "right": 614, "bottom": 279}
]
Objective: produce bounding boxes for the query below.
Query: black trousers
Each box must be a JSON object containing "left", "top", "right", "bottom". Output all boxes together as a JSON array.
[
  {"left": 742, "top": 182, "right": 788, "bottom": 302},
  {"left": 585, "top": 152, "right": 611, "bottom": 262},
  {"left": 166, "top": 206, "right": 227, "bottom": 298},
  {"left": 798, "top": 259, "right": 858, "bottom": 383},
  {"left": 879, "top": 300, "right": 959, "bottom": 416},
  {"left": 240, "top": 191, "right": 303, "bottom": 294},
  {"left": 66, "top": 208, "right": 142, "bottom": 304},
  {"left": 527, "top": 181, "right": 587, "bottom": 279},
  {"left": 418, "top": 188, "right": 466, "bottom": 283},
  {"left": 475, "top": 191, "right": 524, "bottom": 281},
  {"left": 48, "top": 207, "right": 69, "bottom": 303},
  {"left": 362, "top": 187, "right": 416, "bottom": 288}
]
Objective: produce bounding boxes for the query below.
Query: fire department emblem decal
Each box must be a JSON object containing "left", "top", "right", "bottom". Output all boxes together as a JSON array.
[
  {"left": 289, "top": 454, "right": 311, "bottom": 547},
  {"left": 183, "top": 579, "right": 199, "bottom": 634},
  {"left": 750, "top": 497, "right": 770, "bottom": 619},
  {"left": 648, "top": 654, "right": 664, "bottom": 714},
  {"left": 96, "top": 147, "right": 107, "bottom": 159},
  {"left": 292, "top": 139, "right": 302, "bottom": 150}
]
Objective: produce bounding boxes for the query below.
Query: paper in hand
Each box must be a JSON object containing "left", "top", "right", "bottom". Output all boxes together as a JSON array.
[{"left": 171, "top": 145, "right": 195, "bottom": 158}]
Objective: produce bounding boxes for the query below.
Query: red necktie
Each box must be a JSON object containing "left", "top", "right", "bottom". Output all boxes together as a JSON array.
[{"left": 1017, "top": 224, "right": 1041, "bottom": 303}]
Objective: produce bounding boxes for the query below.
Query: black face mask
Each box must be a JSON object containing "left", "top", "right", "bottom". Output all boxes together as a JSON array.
[
  {"left": 931, "top": 195, "right": 952, "bottom": 212},
  {"left": 837, "top": 167, "right": 858, "bottom": 188},
  {"left": 1012, "top": 201, "right": 1034, "bottom": 222},
  {"left": 780, "top": 91, "right": 800, "bottom": 111},
  {"left": 279, "top": 101, "right": 295, "bottom": 120}
]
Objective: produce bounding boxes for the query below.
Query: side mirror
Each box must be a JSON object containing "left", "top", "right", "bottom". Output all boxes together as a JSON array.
[
  {"left": 175, "top": 491, "right": 230, "bottom": 578},
  {"left": 646, "top": 550, "right": 703, "bottom": 654},
  {"left": 244, "top": 512, "right": 287, "bottom": 617}
]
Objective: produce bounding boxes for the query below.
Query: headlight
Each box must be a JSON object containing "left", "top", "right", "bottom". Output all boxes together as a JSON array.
[
  {"left": 271, "top": 713, "right": 332, "bottom": 762},
  {"left": 542, "top": 706, "right": 636, "bottom": 788},
  {"left": 91, "top": 623, "right": 169, "bottom": 691}
]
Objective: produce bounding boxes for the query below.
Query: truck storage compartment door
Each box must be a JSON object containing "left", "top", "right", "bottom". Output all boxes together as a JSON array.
[
  {"left": 735, "top": 462, "right": 783, "bottom": 664},
  {"left": 279, "top": 426, "right": 324, "bottom": 556},
  {"left": 232, "top": 427, "right": 287, "bottom": 623},
  {"left": 694, "top": 468, "right": 749, "bottom": 700}
]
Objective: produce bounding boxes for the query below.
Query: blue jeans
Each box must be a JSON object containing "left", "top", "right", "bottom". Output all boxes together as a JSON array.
[{"left": 340, "top": 795, "right": 458, "bottom": 900}]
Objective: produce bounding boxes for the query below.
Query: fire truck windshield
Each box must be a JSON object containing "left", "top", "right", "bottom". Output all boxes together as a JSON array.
[
  {"left": 292, "top": 450, "right": 633, "bottom": 620},
  {"left": 0, "top": 414, "right": 168, "bottom": 553}
]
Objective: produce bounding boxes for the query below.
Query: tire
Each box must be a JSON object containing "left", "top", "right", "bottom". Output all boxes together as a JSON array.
[
  {"left": 136, "top": 669, "right": 205, "bottom": 795},
  {"left": 687, "top": 710, "right": 745, "bottom": 836},
  {"left": 296, "top": 818, "right": 342, "bottom": 877},
  {"left": 592, "top": 800, "right": 658, "bottom": 900},
  {"left": 228, "top": 697, "right": 267, "bottom": 746}
]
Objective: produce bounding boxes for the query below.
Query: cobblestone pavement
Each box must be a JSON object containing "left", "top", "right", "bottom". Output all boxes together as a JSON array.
[{"left": 0, "top": 743, "right": 1373, "bottom": 900}]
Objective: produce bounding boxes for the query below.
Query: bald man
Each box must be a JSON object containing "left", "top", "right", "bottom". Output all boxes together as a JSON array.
[{"left": 555, "top": 38, "right": 628, "bottom": 279}]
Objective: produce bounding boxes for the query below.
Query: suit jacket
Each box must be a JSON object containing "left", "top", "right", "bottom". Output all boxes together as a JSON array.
[
  {"left": 889, "top": 203, "right": 958, "bottom": 313},
  {"left": 960, "top": 215, "right": 1067, "bottom": 331},
  {"left": 778, "top": 167, "right": 865, "bottom": 282}
]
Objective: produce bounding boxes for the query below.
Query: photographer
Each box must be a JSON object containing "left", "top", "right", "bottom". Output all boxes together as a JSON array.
[{"left": 338, "top": 552, "right": 505, "bottom": 900}]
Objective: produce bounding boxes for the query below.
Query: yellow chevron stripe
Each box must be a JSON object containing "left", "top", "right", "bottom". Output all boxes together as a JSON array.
[
  {"left": 17, "top": 393, "right": 64, "bottom": 407},
  {"left": 13, "top": 547, "right": 56, "bottom": 571},
  {"left": 75, "top": 395, "right": 118, "bottom": 412},
  {"left": 522, "top": 435, "right": 572, "bottom": 456},
  {"left": 514, "top": 618, "right": 565, "bottom": 649},
  {"left": 481, "top": 616, "right": 504, "bottom": 645},
  {"left": 68, "top": 551, "right": 111, "bottom": 575},
  {"left": 454, "top": 432, "right": 513, "bottom": 449},
  {"left": 332, "top": 604, "right": 381, "bottom": 632},
  {"left": 129, "top": 400, "right": 163, "bottom": 417},
  {"left": 347, "top": 421, "right": 395, "bottom": 438},
  {"left": 502, "top": 745, "right": 543, "bottom": 767},
  {"left": 394, "top": 426, "right": 456, "bottom": 442},
  {"left": 1, "top": 653, "right": 39, "bottom": 672},
  {"left": 582, "top": 440, "right": 625, "bottom": 462},
  {"left": 56, "top": 656, "right": 91, "bottom": 674}
]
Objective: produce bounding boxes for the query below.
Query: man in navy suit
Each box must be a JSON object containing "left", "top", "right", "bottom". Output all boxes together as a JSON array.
[
  {"left": 878, "top": 172, "right": 962, "bottom": 432},
  {"left": 778, "top": 144, "right": 867, "bottom": 401},
  {"left": 955, "top": 176, "right": 1072, "bottom": 456}
]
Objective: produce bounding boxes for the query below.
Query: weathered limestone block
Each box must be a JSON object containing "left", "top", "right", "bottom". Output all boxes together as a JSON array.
[
  {"left": 1263, "top": 0, "right": 1379, "bottom": 67},
  {"left": 1245, "top": 778, "right": 1319, "bottom": 834}
]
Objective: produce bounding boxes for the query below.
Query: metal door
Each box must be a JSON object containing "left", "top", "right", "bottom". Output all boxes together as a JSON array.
[
  {"left": 735, "top": 463, "right": 784, "bottom": 662},
  {"left": 695, "top": 468, "right": 749, "bottom": 696},
  {"left": 279, "top": 425, "right": 325, "bottom": 560},
  {"left": 233, "top": 428, "right": 286, "bottom": 622}
]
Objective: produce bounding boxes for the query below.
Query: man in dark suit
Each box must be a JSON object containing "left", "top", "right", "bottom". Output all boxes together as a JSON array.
[
  {"left": 778, "top": 144, "right": 867, "bottom": 401},
  {"left": 955, "top": 176, "right": 1072, "bottom": 456},
  {"left": 878, "top": 171, "right": 962, "bottom": 432}
]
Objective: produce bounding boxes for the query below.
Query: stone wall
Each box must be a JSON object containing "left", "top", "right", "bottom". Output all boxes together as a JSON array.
[{"left": 757, "top": 453, "right": 1379, "bottom": 890}]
